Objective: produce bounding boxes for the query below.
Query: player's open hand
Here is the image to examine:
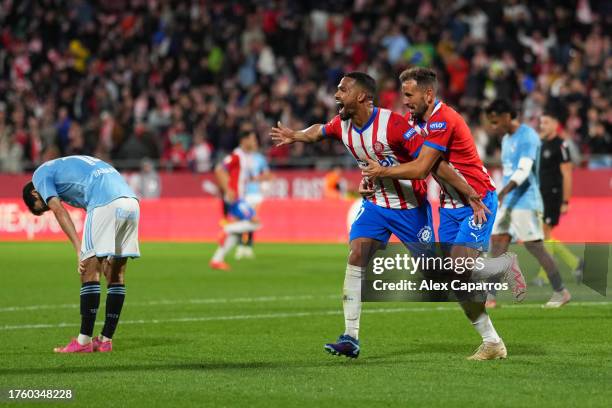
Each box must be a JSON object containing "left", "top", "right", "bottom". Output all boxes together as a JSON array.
[
  {"left": 468, "top": 195, "right": 491, "bottom": 225},
  {"left": 358, "top": 177, "right": 375, "bottom": 198},
  {"left": 361, "top": 158, "right": 384, "bottom": 180},
  {"left": 270, "top": 122, "right": 296, "bottom": 146},
  {"left": 78, "top": 258, "right": 85, "bottom": 275}
]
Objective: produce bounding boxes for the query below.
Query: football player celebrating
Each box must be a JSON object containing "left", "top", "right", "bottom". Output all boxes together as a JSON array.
[
  {"left": 271, "top": 72, "right": 488, "bottom": 359},
  {"left": 363, "top": 68, "right": 526, "bottom": 360}
]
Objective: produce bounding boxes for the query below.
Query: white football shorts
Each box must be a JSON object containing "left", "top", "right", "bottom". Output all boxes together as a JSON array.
[
  {"left": 81, "top": 197, "right": 140, "bottom": 260},
  {"left": 492, "top": 206, "right": 544, "bottom": 242}
]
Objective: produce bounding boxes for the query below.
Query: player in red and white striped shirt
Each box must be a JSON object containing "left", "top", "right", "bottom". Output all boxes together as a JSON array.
[
  {"left": 210, "top": 129, "right": 260, "bottom": 271},
  {"left": 270, "top": 72, "right": 484, "bottom": 358}
]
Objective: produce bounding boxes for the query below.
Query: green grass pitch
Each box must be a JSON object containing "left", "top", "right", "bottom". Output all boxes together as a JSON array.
[{"left": 0, "top": 242, "right": 610, "bottom": 407}]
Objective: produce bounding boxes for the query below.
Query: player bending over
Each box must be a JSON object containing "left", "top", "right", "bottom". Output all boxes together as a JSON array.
[
  {"left": 485, "top": 100, "right": 570, "bottom": 308},
  {"left": 210, "top": 127, "right": 261, "bottom": 271},
  {"left": 362, "top": 68, "right": 526, "bottom": 360},
  {"left": 271, "top": 72, "right": 487, "bottom": 359},
  {"left": 23, "top": 155, "right": 140, "bottom": 353}
]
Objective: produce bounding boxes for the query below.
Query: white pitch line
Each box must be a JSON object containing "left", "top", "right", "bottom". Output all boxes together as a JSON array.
[
  {"left": 0, "top": 294, "right": 340, "bottom": 313},
  {"left": 1, "top": 301, "right": 610, "bottom": 331}
]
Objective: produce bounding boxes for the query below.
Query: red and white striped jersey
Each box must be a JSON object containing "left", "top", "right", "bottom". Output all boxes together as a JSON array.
[
  {"left": 222, "top": 147, "right": 254, "bottom": 199},
  {"left": 406, "top": 101, "right": 496, "bottom": 209},
  {"left": 323, "top": 107, "right": 427, "bottom": 209}
]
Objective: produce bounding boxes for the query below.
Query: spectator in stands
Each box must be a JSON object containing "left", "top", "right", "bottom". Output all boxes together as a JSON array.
[{"left": 0, "top": 0, "right": 609, "bottom": 172}]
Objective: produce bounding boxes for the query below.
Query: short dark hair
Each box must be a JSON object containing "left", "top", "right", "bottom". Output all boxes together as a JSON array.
[
  {"left": 399, "top": 67, "right": 438, "bottom": 92},
  {"left": 542, "top": 108, "right": 565, "bottom": 123},
  {"left": 23, "top": 181, "right": 47, "bottom": 215},
  {"left": 344, "top": 71, "right": 377, "bottom": 100},
  {"left": 485, "top": 99, "right": 517, "bottom": 119}
]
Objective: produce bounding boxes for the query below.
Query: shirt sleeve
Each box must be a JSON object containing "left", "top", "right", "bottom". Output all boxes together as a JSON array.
[
  {"left": 517, "top": 128, "right": 540, "bottom": 161},
  {"left": 423, "top": 116, "right": 452, "bottom": 152},
  {"left": 32, "top": 166, "right": 58, "bottom": 204},
  {"left": 322, "top": 115, "right": 342, "bottom": 140},
  {"left": 390, "top": 114, "right": 423, "bottom": 158},
  {"left": 560, "top": 140, "right": 571, "bottom": 163}
]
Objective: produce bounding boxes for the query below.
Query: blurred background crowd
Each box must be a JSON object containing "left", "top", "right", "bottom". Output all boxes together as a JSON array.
[{"left": 0, "top": 0, "right": 610, "bottom": 173}]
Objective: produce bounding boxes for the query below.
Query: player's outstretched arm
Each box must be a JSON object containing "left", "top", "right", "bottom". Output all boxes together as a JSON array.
[
  {"left": 362, "top": 145, "right": 441, "bottom": 180},
  {"left": 433, "top": 160, "right": 491, "bottom": 224},
  {"left": 270, "top": 121, "right": 324, "bottom": 146},
  {"left": 47, "top": 197, "right": 82, "bottom": 272}
]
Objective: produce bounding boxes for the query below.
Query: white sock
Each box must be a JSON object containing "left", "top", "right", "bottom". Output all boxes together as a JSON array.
[
  {"left": 472, "top": 313, "right": 501, "bottom": 343},
  {"left": 212, "top": 234, "right": 239, "bottom": 263},
  {"left": 471, "top": 255, "right": 513, "bottom": 280},
  {"left": 343, "top": 264, "right": 364, "bottom": 339},
  {"left": 77, "top": 334, "right": 92, "bottom": 345},
  {"left": 101, "top": 335, "right": 112, "bottom": 342},
  {"left": 224, "top": 221, "right": 260, "bottom": 234}
]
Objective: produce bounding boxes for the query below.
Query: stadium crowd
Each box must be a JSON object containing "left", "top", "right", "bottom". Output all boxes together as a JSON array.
[{"left": 0, "top": 0, "right": 610, "bottom": 173}]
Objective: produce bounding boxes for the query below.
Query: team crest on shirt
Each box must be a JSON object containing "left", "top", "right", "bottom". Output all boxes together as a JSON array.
[
  {"left": 373, "top": 141, "right": 385, "bottom": 154},
  {"left": 429, "top": 121, "right": 447, "bottom": 131},
  {"left": 468, "top": 215, "right": 484, "bottom": 230},
  {"left": 417, "top": 226, "right": 433, "bottom": 243}
]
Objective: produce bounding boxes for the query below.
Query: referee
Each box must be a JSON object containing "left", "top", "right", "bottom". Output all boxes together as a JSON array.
[
  {"left": 538, "top": 111, "right": 583, "bottom": 289},
  {"left": 539, "top": 111, "right": 572, "bottom": 230}
]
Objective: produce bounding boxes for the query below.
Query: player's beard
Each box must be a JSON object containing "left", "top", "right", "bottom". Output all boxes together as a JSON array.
[
  {"left": 412, "top": 100, "right": 428, "bottom": 123},
  {"left": 339, "top": 105, "right": 351, "bottom": 121}
]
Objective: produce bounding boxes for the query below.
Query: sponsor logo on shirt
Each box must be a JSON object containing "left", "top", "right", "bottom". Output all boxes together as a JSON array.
[
  {"left": 403, "top": 128, "right": 417, "bottom": 140},
  {"left": 429, "top": 121, "right": 447, "bottom": 131}
]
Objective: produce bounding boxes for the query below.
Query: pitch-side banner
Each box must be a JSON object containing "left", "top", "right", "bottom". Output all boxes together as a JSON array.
[
  {"left": 0, "top": 197, "right": 610, "bottom": 243},
  {"left": 0, "top": 168, "right": 611, "bottom": 199}
]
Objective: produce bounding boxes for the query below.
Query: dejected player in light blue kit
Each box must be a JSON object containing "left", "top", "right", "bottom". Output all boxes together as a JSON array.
[
  {"left": 22, "top": 155, "right": 140, "bottom": 353},
  {"left": 486, "top": 100, "right": 569, "bottom": 308}
]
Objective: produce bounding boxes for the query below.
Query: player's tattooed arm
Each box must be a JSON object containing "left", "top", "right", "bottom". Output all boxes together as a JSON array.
[
  {"left": 46, "top": 197, "right": 81, "bottom": 255},
  {"left": 270, "top": 122, "right": 323, "bottom": 146},
  {"left": 433, "top": 160, "right": 491, "bottom": 224},
  {"left": 362, "top": 145, "right": 441, "bottom": 180}
]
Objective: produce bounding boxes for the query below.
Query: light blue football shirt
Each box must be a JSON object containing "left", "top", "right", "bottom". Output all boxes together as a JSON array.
[
  {"left": 500, "top": 124, "right": 543, "bottom": 211},
  {"left": 32, "top": 156, "right": 137, "bottom": 211},
  {"left": 245, "top": 152, "right": 269, "bottom": 196}
]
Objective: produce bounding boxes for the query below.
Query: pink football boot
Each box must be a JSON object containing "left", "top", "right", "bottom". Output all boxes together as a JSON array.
[{"left": 53, "top": 338, "right": 93, "bottom": 353}]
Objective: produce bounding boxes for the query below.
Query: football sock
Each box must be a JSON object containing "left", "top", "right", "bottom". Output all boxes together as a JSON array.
[
  {"left": 526, "top": 242, "right": 564, "bottom": 292},
  {"left": 247, "top": 232, "right": 254, "bottom": 247},
  {"left": 212, "top": 234, "right": 239, "bottom": 262},
  {"left": 343, "top": 264, "right": 364, "bottom": 339},
  {"left": 471, "top": 255, "right": 513, "bottom": 280},
  {"left": 79, "top": 281, "right": 100, "bottom": 341},
  {"left": 101, "top": 284, "right": 126, "bottom": 340},
  {"left": 472, "top": 313, "right": 501, "bottom": 343}
]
